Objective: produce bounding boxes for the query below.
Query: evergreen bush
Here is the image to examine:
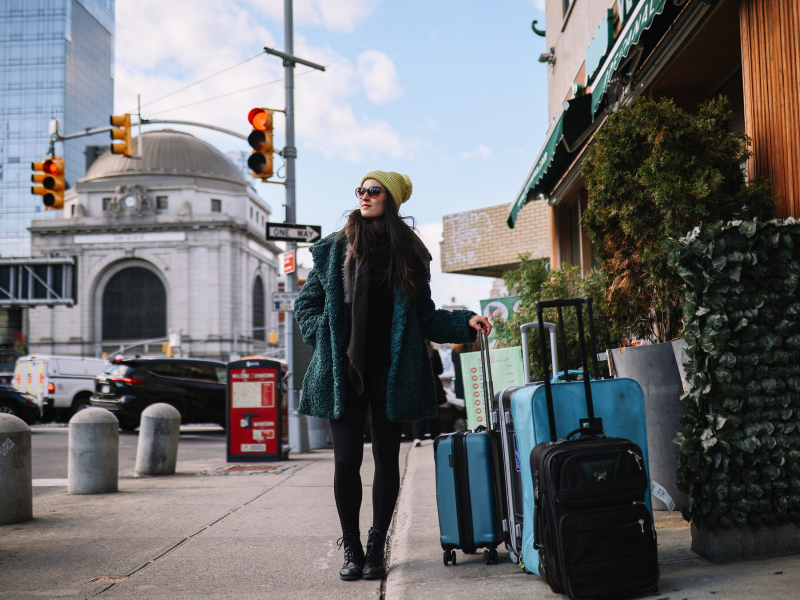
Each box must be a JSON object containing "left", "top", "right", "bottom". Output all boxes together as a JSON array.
[
  {"left": 582, "top": 96, "right": 776, "bottom": 343},
  {"left": 493, "top": 256, "right": 623, "bottom": 380}
]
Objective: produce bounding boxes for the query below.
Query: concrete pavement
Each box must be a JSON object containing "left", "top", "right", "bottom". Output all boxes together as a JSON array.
[
  {"left": 2, "top": 447, "right": 390, "bottom": 599},
  {"left": 389, "top": 441, "right": 800, "bottom": 600},
  {"left": 2, "top": 434, "right": 800, "bottom": 599}
]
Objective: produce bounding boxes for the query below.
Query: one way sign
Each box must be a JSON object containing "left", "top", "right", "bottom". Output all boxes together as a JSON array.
[{"left": 265, "top": 222, "right": 322, "bottom": 243}]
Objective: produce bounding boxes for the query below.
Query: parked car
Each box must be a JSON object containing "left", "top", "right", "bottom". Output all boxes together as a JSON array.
[
  {"left": 13, "top": 355, "right": 108, "bottom": 421},
  {"left": 90, "top": 358, "right": 227, "bottom": 431},
  {"left": 0, "top": 387, "right": 41, "bottom": 425}
]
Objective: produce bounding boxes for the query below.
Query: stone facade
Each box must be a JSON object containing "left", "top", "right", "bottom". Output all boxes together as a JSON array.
[
  {"left": 27, "top": 130, "right": 282, "bottom": 360},
  {"left": 441, "top": 201, "right": 551, "bottom": 278}
]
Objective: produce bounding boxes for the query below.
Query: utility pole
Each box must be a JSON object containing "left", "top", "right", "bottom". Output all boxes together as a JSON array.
[
  {"left": 283, "top": 0, "right": 302, "bottom": 453},
  {"left": 271, "top": 0, "right": 325, "bottom": 454}
]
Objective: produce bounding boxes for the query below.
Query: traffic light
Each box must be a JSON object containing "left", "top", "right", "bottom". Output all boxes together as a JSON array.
[
  {"left": 161, "top": 342, "right": 174, "bottom": 357},
  {"left": 31, "top": 157, "right": 65, "bottom": 209},
  {"left": 268, "top": 331, "right": 278, "bottom": 344},
  {"left": 247, "top": 108, "right": 274, "bottom": 179},
  {"left": 109, "top": 113, "right": 133, "bottom": 157}
]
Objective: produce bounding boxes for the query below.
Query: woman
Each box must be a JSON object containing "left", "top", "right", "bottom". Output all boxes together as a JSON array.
[{"left": 294, "top": 171, "right": 491, "bottom": 581}]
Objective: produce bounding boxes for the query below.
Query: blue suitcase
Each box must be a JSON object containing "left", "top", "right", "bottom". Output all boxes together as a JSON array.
[
  {"left": 434, "top": 333, "right": 503, "bottom": 566},
  {"left": 507, "top": 298, "right": 653, "bottom": 575},
  {"left": 492, "top": 321, "right": 560, "bottom": 566}
]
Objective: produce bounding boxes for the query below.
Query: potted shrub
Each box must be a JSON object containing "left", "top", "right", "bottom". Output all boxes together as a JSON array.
[
  {"left": 581, "top": 96, "right": 776, "bottom": 508},
  {"left": 492, "top": 257, "right": 622, "bottom": 381}
]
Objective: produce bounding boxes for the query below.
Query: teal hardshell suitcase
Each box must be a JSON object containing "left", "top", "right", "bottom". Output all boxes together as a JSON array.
[
  {"left": 508, "top": 299, "right": 653, "bottom": 575},
  {"left": 434, "top": 333, "right": 503, "bottom": 566}
]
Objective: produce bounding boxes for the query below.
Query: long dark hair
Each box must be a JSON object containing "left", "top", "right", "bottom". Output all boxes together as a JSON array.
[{"left": 340, "top": 191, "right": 430, "bottom": 299}]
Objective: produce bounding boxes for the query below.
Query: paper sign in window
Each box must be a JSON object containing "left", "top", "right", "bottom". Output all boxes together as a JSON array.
[{"left": 232, "top": 381, "right": 276, "bottom": 408}]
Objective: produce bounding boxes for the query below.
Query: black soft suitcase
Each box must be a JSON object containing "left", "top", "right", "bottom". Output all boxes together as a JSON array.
[{"left": 530, "top": 299, "right": 659, "bottom": 600}]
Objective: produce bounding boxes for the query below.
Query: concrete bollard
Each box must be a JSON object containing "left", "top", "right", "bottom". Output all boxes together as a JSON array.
[
  {"left": 135, "top": 403, "right": 181, "bottom": 476},
  {"left": 68, "top": 408, "right": 119, "bottom": 494},
  {"left": 0, "top": 414, "right": 33, "bottom": 525}
]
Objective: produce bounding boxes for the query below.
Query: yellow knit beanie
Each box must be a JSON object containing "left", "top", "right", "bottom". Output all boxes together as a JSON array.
[{"left": 361, "top": 171, "right": 412, "bottom": 209}]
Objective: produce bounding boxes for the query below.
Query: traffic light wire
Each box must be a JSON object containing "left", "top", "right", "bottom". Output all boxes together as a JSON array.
[
  {"left": 145, "top": 67, "right": 323, "bottom": 117},
  {"left": 139, "top": 52, "right": 266, "bottom": 110}
]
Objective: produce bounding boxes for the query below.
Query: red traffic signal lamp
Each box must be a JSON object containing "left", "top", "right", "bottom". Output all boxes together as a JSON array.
[
  {"left": 110, "top": 113, "right": 133, "bottom": 157},
  {"left": 31, "top": 157, "right": 65, "bottom": 209},
  {"left": 247, "top": 108, "right": 274, "bottom": 179}
]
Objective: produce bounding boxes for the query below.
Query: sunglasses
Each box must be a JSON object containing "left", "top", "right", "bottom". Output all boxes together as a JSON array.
[{"left": 355, "top": 186, "right": 384, "bottom": 199}]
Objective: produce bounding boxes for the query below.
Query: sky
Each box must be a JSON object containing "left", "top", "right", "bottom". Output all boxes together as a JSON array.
[{"left": 114, "top": 0, "right": 550, "bottom": 313}]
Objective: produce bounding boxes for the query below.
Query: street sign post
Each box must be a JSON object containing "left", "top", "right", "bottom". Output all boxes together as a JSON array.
[
  {"left": 272, "top": 292, "right": 299, "bottom": 312},
  {"left": 266, "top": 222, "right": 321, "bottom": 243}
]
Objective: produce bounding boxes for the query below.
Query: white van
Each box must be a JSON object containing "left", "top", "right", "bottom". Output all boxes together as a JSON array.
[{"left": 13, "top": 355, "right": 108, "bottom": 421}]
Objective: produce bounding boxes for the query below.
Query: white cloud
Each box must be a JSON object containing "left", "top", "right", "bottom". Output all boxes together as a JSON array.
[
  {"left": 460, "top": 145, "right": 492, "bottom": 160},
  {"left": 263, "top": 0, "right": 383, "bottom": 33},
  {"left": 114, "top": 0, "right": 405, "bottom": 165},
  {"left": 292, "top": 40, "right": 404, "bottom": 161},
  {"left": 357, "top": 50, "right": 402, "bottom": 104},
  {"left": 529, "top": 0, "right": 546, "bottom": 10}
]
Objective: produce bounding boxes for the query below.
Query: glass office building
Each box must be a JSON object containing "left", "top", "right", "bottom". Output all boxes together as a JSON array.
[{"left": 0, "top": 0, "right": 114, "bottom": 257}]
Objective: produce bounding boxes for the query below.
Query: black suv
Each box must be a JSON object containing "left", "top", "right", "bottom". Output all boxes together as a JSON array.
[{"left": 91, "top": 358, "right": 227, "bottom": 431}]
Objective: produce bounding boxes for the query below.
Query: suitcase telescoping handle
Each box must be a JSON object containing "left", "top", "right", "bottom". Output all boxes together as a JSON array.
[
  {"left": 520, "top": 322, "right": 559, "bottom": 383},
  {"left": 535, "top": 298, "right": 601, "bottom": 440},
  {"left": 478, "top": 331, "right": 495, "bottom": 431}
]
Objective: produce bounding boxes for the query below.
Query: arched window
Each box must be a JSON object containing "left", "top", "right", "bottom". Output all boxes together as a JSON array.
[
  {"left": 253, "top": 276, "right": 265, "bottom": 341},
  {"left": 102, "top": 267, "right": 167, "bottom": 341}
]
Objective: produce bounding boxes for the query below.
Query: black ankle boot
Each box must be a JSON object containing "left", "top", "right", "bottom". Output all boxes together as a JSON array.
[
  {"left": 362, "top": 527, "right": 387, "bottom": 580},
  {"left": 338, "top": 531, "right": 364, "bottom": 581}
]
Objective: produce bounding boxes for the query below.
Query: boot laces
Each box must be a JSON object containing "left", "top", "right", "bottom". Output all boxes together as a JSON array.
[{"left": 337, "top": 534, "right": 360, "bottom": 562}]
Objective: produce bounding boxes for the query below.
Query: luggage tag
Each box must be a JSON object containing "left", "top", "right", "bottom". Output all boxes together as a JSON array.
[{"left": 650, "top": 480, "right": 675, "bottom": 513}]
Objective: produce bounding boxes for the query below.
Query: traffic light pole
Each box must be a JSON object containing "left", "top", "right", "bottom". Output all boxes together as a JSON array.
[
  {"left": 272, "top": 0, "right": 325, "bottom": 455},
  {"left": 283, "top": 0, "right": 303, "bottom": 454}
]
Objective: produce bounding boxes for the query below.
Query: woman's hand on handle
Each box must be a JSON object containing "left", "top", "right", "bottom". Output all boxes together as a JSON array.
[{"left": 469, "top": 315, "right": 492, "bottom": 336}]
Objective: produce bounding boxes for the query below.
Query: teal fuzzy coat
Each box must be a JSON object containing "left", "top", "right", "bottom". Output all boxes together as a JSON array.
[{"left": 295, "top": 232, "right": 477, "bottom": 422}]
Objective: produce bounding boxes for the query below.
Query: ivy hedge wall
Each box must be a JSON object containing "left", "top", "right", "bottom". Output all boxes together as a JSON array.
[{"left": 665, "top": 219, "right": 800, "bottom": 529}]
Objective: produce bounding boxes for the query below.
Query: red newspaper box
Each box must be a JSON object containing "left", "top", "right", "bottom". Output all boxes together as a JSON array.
[{"left": 227, "top": 358, "right": 285, "bottom": 462}]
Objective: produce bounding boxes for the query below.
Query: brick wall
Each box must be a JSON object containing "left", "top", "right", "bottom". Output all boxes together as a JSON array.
[{"left": 441, "top": 201, "right": 551, "bottom": 277}]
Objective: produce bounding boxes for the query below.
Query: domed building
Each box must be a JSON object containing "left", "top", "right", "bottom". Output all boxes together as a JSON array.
[{"left": 28, "top": 129, "right": 282, "bottom": 360}]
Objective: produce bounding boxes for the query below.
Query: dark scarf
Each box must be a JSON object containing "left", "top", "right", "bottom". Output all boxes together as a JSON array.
[{"left": 344, "top": 226, "right": 391, "bottom": 396}]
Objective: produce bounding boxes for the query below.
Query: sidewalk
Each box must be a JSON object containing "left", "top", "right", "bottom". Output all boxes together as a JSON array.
[
  {"left": 3, "top": 437, "right": 800, "bottom": 599},
  {"left": 3, "top": 447, "right": 393, "bottom": 600},
  {"left": 388, "top": 441, "right": 800, "bottom": 600}
]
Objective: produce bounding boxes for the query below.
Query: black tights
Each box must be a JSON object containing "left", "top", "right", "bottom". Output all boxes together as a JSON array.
[{"left": 329, "top": 365, "right": 404, "bottom": 534}]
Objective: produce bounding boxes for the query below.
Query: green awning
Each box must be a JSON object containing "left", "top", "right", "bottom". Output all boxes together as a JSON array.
[
  {"left": 591, "top": 0, "right": 667, "bottom": 115},
  {"left": 508, "top": 0, "right": 668, "bottom": 228},
  {"left": 507, "top": 114, "right": 563, "bottom": 228},
  {"left": 508, "top": 94, "right": 593, "bottom": 228}
]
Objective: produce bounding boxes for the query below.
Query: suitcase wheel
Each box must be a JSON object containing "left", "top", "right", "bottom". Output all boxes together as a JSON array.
[
  {"left": 443, "top": 550, "right": 457, "bottom": 566},
  {"left": 483, "top": 549, "right": 499, "bottom": 565}
]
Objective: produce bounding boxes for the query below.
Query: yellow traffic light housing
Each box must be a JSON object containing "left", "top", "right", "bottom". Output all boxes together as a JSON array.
[
  {"left": 110, "top": 113, "right": 133, "bottom": 157},
  {"left": 247, "top": 108, "right": 274, "bottom": 179},
  {"left": 31, "top": 157, "right": 65, "bottom": 209}
]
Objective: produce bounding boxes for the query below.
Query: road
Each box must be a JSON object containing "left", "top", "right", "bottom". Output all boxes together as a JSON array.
[{"left": 30, "top": 423, "right": 227, "bottom": 496}]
